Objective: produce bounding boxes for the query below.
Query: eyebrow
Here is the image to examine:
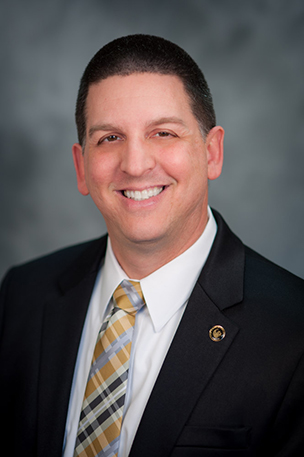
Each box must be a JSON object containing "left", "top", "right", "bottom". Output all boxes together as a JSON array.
[
  {"left": 88, "top": 124, "right": 121, "bottom": 138},
  {"left": 88, "top": 116, "right": 188, "bottom": 138},
  {"left": 145, "top": 116, "right": 187, "bottom": 129}
]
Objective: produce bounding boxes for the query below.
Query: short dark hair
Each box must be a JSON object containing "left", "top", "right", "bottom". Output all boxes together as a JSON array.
[{"left": 75, "top": 34, "right": 216, "bottom": 146}]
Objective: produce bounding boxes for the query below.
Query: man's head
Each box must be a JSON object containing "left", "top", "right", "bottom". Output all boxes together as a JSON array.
[
  {"left": 72, "top": 35, "right": 224, "bottom": 278},
  {"left": 76, "top": 34, "right": 216, "bottom": 147}
]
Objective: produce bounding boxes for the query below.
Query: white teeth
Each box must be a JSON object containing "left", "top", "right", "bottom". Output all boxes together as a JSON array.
[{"left": 124, "top": 186, "right": 163, "bottom": 201}]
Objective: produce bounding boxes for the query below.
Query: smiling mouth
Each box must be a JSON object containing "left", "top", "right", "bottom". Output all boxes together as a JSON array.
[{"left": 123, "top": 186, "right": 164, "bottom": 201}]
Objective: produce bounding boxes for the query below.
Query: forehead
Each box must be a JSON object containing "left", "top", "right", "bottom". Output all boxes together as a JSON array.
[{"left": 85, "top": 73, "right": 195, "bottom": 125}]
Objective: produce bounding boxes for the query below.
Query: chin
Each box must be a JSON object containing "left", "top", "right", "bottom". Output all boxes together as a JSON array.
[
  {"left": 120, "top": 226, "right": 167, "bottom": 246},
  {"left": 126, "top": 232, "right": 164, "bottom": 245}
]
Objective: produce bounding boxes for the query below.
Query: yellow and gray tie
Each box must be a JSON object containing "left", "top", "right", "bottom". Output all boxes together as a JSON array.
[{"left": 74, "top": 279, "right": 145, "bottom": 457}]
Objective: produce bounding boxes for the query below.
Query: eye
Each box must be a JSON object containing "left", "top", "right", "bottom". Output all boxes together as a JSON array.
[
  {"left": 98, "top": 134, "right": 122, "bottom": 145},
  {"left": 155, "top": 131, "right": 172, "bottom": 137},
  {"left": 152, "top": 130, "right": 177, "bottom": 139}
]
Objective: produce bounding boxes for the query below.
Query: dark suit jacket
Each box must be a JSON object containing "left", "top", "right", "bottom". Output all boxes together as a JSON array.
[{"left": 1, "top": 210, "right": 304, "bottom": 457}]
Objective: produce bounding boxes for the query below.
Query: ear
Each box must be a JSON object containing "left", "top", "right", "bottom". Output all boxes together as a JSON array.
[
  {"left": 72, "top": 143, "right": 89, "bottom": 195},
  {"left": 206, "top": 126, "right": 224, "bottom": 180}
]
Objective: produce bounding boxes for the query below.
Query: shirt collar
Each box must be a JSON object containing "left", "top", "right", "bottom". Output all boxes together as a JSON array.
[{"left": 100, "top": 207, "right": 217, "bottom": 332}]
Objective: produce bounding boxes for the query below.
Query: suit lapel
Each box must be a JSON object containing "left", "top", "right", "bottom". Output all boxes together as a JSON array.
[
  {"left": 130, "top": 211, "right": 245, "bottom": 456},
  {"left": 37, "top": 237, "right": 107, "bottom": 457}
]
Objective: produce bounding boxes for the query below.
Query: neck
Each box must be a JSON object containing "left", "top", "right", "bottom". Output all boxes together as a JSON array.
[
  {"left": 109, "top": 215, "right": 209, "bottom": 280},
  {"left": 111, "top": 242, "right": 179, "bottom": 280}
]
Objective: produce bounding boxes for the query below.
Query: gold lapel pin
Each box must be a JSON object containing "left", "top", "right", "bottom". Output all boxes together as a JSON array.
[{"left": 209, "top": 325, "right": 226, "bottom": 342}]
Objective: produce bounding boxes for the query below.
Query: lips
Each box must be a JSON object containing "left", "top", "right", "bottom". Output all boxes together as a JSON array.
[{"left": 123, "top": 186, "right": 164, "bottom": 201}]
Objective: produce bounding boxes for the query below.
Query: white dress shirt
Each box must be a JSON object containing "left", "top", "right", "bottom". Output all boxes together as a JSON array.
[{"left": 63, "top": 207, "right": 217, "bottom": 457}]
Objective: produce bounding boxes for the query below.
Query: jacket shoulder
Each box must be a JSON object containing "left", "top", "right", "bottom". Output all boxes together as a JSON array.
[
  {"left": 1, "top": 235, "right": 108, "bottom": 296},
  {"left": 244, "top": 245, "right": 304, "bottom": 298}
]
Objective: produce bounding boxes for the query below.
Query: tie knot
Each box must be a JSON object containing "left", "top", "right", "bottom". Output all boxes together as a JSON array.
[{"left": 113, "top": 279, "right": 145, "bottom": 315}]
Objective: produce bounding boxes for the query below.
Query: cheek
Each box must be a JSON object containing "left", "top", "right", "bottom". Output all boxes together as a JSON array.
[
  {"left": 84, "top": 154, "right": 115, "bottom": 191},
  {"left": 189, "top": 144, "right": 208, "bottom": 179},
  {"left": 159, "top": 144, "right": 189, "bottom": 176},
  {"left": 162, "top": 144, "right": 207, "bottom": 184}
]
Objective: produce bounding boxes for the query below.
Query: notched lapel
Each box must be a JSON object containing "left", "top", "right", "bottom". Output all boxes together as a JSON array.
[
  {"left": 131, "top": 211, "right": 245, "bottom": 457},
  {"left": 37, "top": 237, "right": 107, "bottom": 457},
  {"left": 130, "top": 284, "right": 239, "bottom": 457}
]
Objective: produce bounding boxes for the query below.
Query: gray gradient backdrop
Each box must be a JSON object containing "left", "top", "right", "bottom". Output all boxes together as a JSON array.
[{"left": 1, "top": 0, "right": 303, "bottom": 279}]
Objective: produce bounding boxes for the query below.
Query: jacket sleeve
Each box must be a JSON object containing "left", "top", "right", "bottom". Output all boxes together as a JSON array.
[{"left": 264, "top": 350, "right": 304, "bottom": 456}]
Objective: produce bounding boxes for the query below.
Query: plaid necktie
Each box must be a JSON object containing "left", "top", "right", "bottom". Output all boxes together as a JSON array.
[{"left": 74, "top": 279, "right": 145, "bottom": 457}]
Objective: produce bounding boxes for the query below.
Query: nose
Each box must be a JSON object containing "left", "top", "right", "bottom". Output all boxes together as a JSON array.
[{"left": 120, "top": 138, "right": 156, "bottom": 176}]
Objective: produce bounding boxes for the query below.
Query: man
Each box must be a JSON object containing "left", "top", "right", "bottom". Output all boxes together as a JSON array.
[{"left": 0, "top": 35, "right": 303, "bottom": 457}]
